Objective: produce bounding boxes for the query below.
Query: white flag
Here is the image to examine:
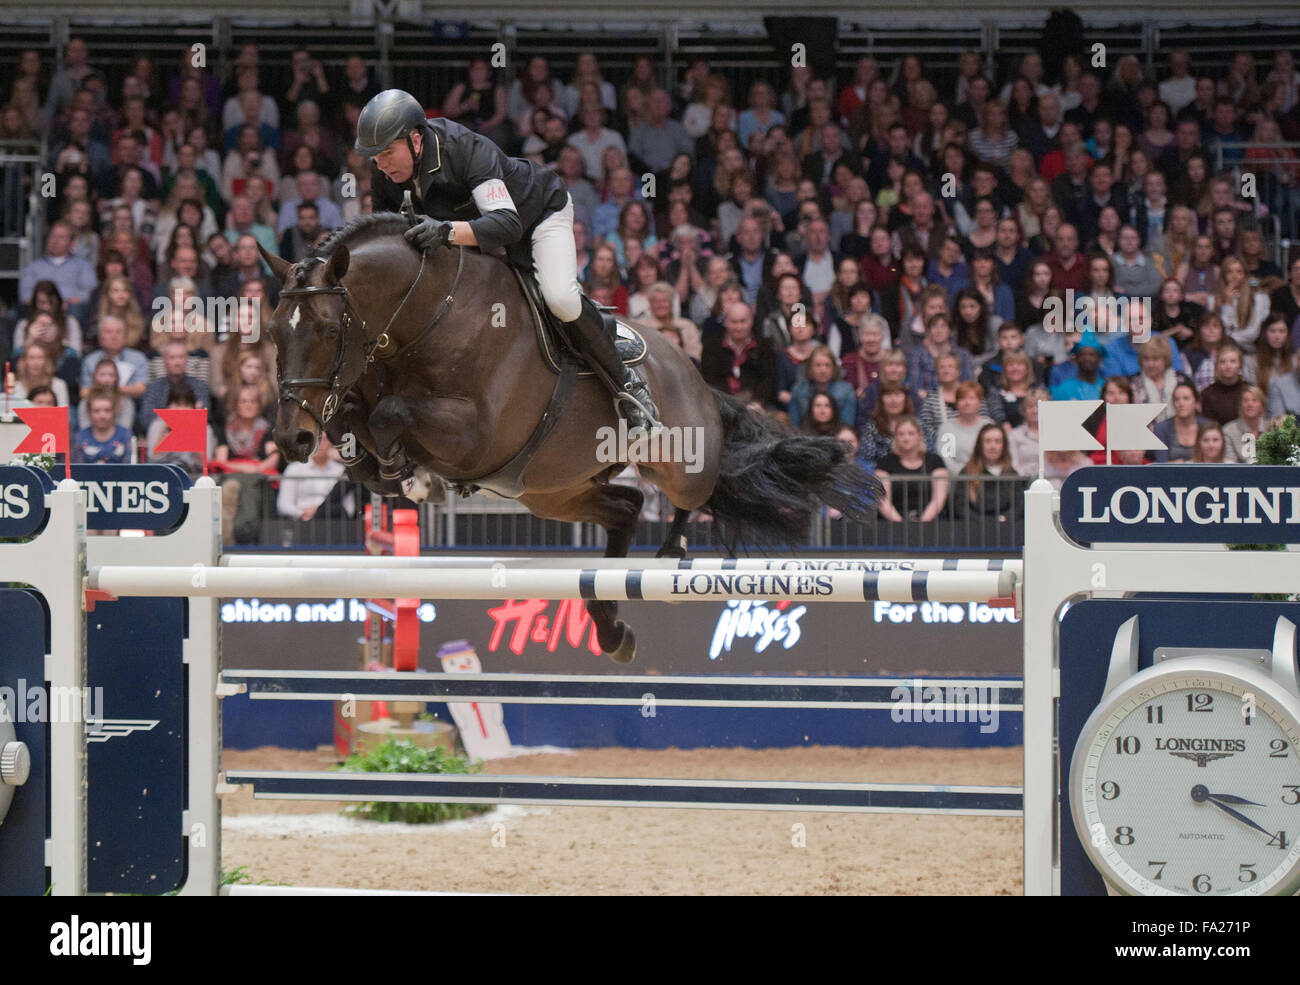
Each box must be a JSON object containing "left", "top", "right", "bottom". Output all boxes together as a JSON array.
[
  {"left": 1106, "top": 403, "right": 1167, "bottom": 451},
  {"left": 1038, "top": 399, "right": 1103, "bottom": 451}
]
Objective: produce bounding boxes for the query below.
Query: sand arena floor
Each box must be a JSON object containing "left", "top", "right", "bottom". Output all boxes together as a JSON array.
[{"left": 221, "top": 744, "right": 1023, "bottom": 895}]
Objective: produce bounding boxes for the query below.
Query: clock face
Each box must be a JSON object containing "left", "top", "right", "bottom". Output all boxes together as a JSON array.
[{"left": 1073, "top": 666, "right": 1300, "bottom": 896}]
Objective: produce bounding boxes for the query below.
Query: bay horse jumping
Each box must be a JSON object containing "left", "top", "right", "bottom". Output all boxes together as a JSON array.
[{"left": 261, "top": 214, "right": 876, "bottom": 662}]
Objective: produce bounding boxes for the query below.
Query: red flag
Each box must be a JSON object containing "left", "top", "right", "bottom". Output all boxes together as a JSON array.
[
  {"left": 14, "top": 406, "right": 70, "bottom": 479},
  {"left": 155, "top": 408, "right": 209, "bottom": 474}
]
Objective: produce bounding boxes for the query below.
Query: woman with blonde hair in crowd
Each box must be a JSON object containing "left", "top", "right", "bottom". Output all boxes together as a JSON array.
[
  {"left": 919, "top": 351, "right": 979, "bottom": 442},
  {"left": 17, "top": 314, "right": 81, "bottom": 399},
  {"left": 970, "top": 101, "right": 1017, "bottom": 170},
  {"left": 1158, "top": 205, "right": 1198, "bottom": 279},
  {"left": 12, "top": 341, "right": 70, "bottom": 406},
  {"left": 90, "top": 274, "right": 147, "bottom": 350},
  {"left": 1017, "top": 178, "right": 1053, "bottom": 245},
  {"left": 640, "top": 282, "right": 701, "bottom": 362},
  {"left": 1130, "top": 335, "right": 1193, "bottom": 422},
  {"left": 875, "top": 414, "right": 949, "bottom": 523},
  {"left": 1222, "top": 385, "right": 1269, "bottom": 463},
  {"left": 211, "top": 287, "right": 277, "bottom": 408},
  {"left": 935, "top": 380, "right": 994, "bottom": 474},
  {"left": 1214, "top": 255, "right": 1271, "bottom": 351},
  {"left": 683, "top": 73, "right": 733, "bottom": 141},
  {"left": 233, "top": 350, "right": 276, "bottom": 420}
]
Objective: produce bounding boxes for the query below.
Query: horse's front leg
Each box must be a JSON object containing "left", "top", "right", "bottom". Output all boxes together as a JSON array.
[{"left": 367, "top": 392, "right": 478, "bottom": 501}]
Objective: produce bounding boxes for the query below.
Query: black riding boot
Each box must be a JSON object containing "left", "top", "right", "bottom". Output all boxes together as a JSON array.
[{"left": 564, "top": 295, "right": 662, "bottom": 431}]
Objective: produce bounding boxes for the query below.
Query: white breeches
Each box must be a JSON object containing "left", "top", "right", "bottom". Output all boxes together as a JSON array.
[{"left": 530, "top": 193, "right": 582, "bottom": 323}]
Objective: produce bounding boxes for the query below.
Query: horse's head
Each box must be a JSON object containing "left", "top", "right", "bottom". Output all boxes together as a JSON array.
[{"left": 262, "top": 242, "right": 365, "bottom": 462}]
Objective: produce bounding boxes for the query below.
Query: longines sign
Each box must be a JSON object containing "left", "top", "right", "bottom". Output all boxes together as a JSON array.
[
  {"left": 0, "top": 464, "right": 191, "bottom": 536},
  {"left": 1061, "top": 466, "right": 1300, "bottom": 544}
]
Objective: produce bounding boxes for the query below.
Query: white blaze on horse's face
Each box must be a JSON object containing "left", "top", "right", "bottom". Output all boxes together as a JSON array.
[{"left": 288, "top": 305, "right": 301, "bottom": 331}]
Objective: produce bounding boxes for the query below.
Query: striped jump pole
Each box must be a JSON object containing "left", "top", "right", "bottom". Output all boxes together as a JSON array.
[
  {"left": 225, "top": 555, "right": 1022, "bottom": 575},
  {"left": 222, "top": 669, "right": 1024, "bottom": 710},
  {"left": 222, "top": 771, "right": 1024, "bottom": 817},
  {"left": 88, "top": 565, "right": 1016, "bottom": 604}
]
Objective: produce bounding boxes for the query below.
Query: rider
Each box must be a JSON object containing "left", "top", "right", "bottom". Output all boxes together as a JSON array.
[{"left": 355, "top": 89, "right": 662, "bottom": 447}]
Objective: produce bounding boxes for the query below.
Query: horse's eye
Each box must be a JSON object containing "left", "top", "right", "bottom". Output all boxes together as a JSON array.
[{"left": 324, "top": 322, "right": 340, "bottom": 340}]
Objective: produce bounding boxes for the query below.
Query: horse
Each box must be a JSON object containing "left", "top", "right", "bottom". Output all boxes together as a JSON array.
[{"left": 260, "top": 214, "right": 877, "bottom": 662}]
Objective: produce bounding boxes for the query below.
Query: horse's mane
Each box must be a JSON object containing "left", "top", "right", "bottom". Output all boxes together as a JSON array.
[{"left": 309, "top": 212, "right": 410, "bottom": 261}]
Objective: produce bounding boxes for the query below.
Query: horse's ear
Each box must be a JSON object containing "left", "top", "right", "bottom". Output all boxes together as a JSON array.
[
  {"left": 328, "top": 244, "right": 350, "bottom": 282},
  {"left": 258, "top": 243, "right": 293, "bottom": 283}
]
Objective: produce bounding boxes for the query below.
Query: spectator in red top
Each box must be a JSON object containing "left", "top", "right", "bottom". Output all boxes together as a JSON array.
[
  {"left": 837, "top": 58, "right": 879, "bottom": 125},
  {"left": 700, "top": 301, "right": 778, "bottom": 407},
  {"left": 1046, "top": 223, "right": 1087, "bottom": 293},
  {"left": 583, "top": 243, "right": 628, "bottom": 315}
]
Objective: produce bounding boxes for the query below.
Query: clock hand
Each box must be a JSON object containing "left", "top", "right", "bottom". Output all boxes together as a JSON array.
[
  {"left": 1204, "top": 792, "right": 1265, "bottom": 807},
  {"left": 1191, "top": 786, "right": 1275, "bottom": 838}
]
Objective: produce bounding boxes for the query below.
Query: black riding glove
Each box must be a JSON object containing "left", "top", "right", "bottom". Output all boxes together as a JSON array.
[{"left": 405, "top": 217, "right": 453, "bottom": 252}]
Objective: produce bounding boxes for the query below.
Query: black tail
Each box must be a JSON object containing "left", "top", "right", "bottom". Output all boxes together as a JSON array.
[{"left": 704, "top": 391, "right": 882, "bottom": 552}]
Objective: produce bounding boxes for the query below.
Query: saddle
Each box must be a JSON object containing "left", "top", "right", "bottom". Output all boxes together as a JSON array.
[
  {"left": 507, "top": 264, "right": 647, "bottom": 373},
  {"left": 435, "top": 266, "right": 647, "bottom": 501}
]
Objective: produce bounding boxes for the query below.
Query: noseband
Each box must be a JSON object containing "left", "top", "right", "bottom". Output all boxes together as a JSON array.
[{"left": 276, "top": 246, "right": 465, "bottom": 432}]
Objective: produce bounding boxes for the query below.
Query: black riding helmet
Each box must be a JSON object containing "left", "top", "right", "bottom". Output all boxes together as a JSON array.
[{"left": 355, "top": 88, "right": 427, "bottom": 157}]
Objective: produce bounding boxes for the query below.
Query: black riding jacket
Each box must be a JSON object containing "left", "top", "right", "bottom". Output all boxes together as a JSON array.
[{"left": 371, "top": 117, "right": 568, "bottom": 265}]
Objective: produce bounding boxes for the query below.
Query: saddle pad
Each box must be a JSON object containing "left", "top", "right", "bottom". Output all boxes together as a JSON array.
[{"left": 510, "top": 264, "right": 647, "bottom": 375}]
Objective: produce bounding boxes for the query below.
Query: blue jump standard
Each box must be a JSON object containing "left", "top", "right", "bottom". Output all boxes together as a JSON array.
[
  {"left": 223, "top": 771, "right": 1025, "bottom": 816},
  {"left": 222, "top": 670, "right": 1024, "bottom": 710}
]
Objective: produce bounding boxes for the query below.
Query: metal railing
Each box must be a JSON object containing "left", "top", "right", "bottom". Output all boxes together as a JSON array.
[
  {"left": 0, "top": 138, "right": 45, "bottom": 310},
  {"left": 1217, "top": 142, "right": 1300, "bottom": 252},
  {"left": 219, "top": 472, "right": 1029, "bottom": 555}
]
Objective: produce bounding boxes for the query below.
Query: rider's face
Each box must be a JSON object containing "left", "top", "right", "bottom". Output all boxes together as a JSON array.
[{"left": 373, "top": 134, "right": 417, "bottom": 184}]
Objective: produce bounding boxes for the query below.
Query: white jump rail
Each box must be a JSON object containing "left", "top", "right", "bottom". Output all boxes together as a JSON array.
[
  {"left": 87, "top": 565, "right": 1017, "bottom": 604},
  {"left": 225, "top": 554, "right": 1023, "bottom": 575}
]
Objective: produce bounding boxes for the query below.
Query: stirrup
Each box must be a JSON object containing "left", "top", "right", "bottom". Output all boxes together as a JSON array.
[{"left": 614, "top": 387, "right": 663, "bottom": 433}]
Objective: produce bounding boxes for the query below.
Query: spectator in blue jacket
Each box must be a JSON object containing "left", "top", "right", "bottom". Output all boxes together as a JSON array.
[
  {"left": 1050, "top": 331, "right": 1106, "bottom": 400},
  {"left": 789, "top": 345, "right": 856, "bottom": 428}
]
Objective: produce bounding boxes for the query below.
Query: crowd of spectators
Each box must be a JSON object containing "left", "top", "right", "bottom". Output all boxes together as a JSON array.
[{"left": 4, "top": 39, "right": 1300, "bottom": 535}]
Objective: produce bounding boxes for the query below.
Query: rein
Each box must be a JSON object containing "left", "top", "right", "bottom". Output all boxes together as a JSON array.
[{"left": 277, "top": 246, "right": 466, "bottom": 430}]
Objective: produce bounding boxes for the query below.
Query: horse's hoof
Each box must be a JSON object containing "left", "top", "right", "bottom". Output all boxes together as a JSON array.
[
  {"left": 604, "top": 622, "right": 636, "bottom": 664},
  {"left": 656, "top": 534, "right": 688, "bottom": 559}
]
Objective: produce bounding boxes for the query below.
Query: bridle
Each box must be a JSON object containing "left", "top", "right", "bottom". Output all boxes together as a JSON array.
[{"left": 276, "top": 246, "right": 466, "bottom": 431}]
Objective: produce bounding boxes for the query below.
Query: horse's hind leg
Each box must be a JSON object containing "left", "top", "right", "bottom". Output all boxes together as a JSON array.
[
  {"left": 655, "top": 507, "right": 691, "bottom": 559},
  {"left": 521, "top": 480, "right": 643, "bottom": 664}
]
